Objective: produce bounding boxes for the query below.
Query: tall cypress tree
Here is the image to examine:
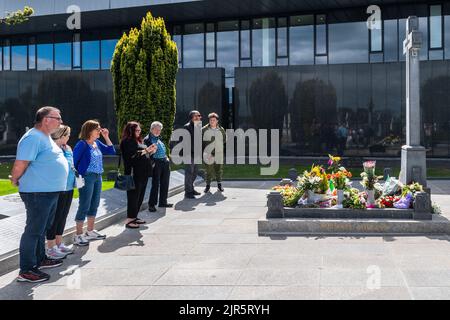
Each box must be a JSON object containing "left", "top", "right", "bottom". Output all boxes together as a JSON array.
[{"left": 111, "top": 12, "right": 178, "bottom": 146}]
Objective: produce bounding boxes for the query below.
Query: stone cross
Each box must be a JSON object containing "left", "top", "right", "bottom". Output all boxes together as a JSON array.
[{"left": 400, "top": 16, "right": 427, "bottom": 187}]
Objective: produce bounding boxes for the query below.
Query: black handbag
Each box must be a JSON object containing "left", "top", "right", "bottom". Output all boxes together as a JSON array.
[{"left": 114, "top": 155, "right": 135, "bottom": 191}]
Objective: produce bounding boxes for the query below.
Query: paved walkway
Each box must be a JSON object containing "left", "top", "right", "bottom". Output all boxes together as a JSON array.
[{"left": 0, "top": 181, "right": 450, "bottom": 300}]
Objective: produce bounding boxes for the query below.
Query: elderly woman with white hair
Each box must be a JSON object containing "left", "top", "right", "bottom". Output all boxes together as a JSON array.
[{"left": 144, "top": 121, "right": 172, "bottom": 212}]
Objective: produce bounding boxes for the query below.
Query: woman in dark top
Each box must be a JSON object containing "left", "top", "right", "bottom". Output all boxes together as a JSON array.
[{"left": 120, "top": 122, "right": 157, "bottom": 229}]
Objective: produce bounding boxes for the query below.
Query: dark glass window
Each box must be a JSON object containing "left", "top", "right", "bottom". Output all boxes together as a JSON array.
[
  {"left": 0, "top": 46, "right": 2, "bottom": 70},
  {"left": 101, "top": 39, "right": 118, "bottom": 70},
  {"left": 82, "top": 40, "right": 100, "bottom": 70},
  {"left": 384, "top": 19, "right": 398, "bottom": 62},
  {"left": 54, "top": 43, "right": 71, "bottom": 70},
  {"left": 277, "top": 17, "right": 288, "bottom": 57},
  {"left": 28, "top": 37, "right": 36, "bottom": 69},
  {"left": 3, "top": 39, "right": 11, "bottom": 70},
  {"left": 329, "top": 21, "right": 368, "bottom": 64},
  {"left": 37, "top": 42, "right": 53, "bottom": 71},
  {"left": 173, "top": 25, "right": 182, "bottom": 66},
  {"left": 445, "top": 16, "right": 450, "bottom": 59},
  {"left": 399, "top": 18, "right": 406, "bottom": 61},
  {"left": 252, "top": 17, "right": 276, "bottom": 66},
  {"left": 183, "top": 23, "right": 204, "bottom": 68},
  {"left": 289, "top": 15, "right": 314, "bottom": 65},
  {"left": 73, "top": 33, "right": 81, "bottom": 69},
  {"left": 206, "top": 23, "right": 215, "bottom": 62},
  {"left": 370, "top": 23, "right": 382, "bottom": 52},
  {"left": 419, "top": 16, "right": 428, "bottom": 60},
  {"left": 240, "top": 20, "right": 251, "bottom": 59},
  {"left": 430, "top": 5, "right": 442, "bottom": 49},
  {"left": 315, "top": 14, "right": 327, "bottom": 55},
  {"left": 11, "top": 38, "right": 27, "bottom": 71},
  {"left": 217, "top": 20, "right": 239, "bottom": 77}
]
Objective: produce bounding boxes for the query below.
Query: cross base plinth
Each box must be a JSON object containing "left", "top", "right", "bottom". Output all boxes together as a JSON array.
[{"left": 400, "top": 145, "right": 427, "bottom": 187}]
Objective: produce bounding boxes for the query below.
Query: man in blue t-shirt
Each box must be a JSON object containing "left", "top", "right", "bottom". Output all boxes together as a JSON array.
[{"left": 10, "top": 106, "right": 69, "bottom": 283}]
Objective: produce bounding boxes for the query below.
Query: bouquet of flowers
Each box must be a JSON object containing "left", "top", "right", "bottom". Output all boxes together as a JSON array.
[
  {"left": 377, "top": 195, "right": 401, "bottom": 208},
  {"left": 297, "top": 165, "right": 329, "bottom": 194},
  {"left": 360, "top": 161, "right": 383, "bottom": 190},
  {"left": 342, "top": 188, "right": 367, "bottom": 209},
  {"left": 327, "top": 154, "right": 342, "bottom": 173},
  {"left": 328, "top": 169, "right": 352, "bottom": 190},
  {"left": 401, "top": 182, "right": 424, "bottom": 197},
  {"left": 272, "top": 185, "right": 304, "bottom": 207}
]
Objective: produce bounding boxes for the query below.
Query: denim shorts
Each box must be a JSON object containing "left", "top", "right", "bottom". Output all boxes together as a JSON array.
[{"left": 75, "top": 172, "right": 102, "bottom": 222}]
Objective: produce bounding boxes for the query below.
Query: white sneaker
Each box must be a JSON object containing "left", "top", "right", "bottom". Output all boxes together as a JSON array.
[
  {"left": 47, "top": 246, "right": 67, "bottom": 260},
  {"left": 73, "top": 234, "right": 89, "bottom": 246},
  {"left": 84, "top": 230, "right": 106, "bottom": 241},
  {"left": 58, "top": 243, "right": 74, "bottom": 255}
]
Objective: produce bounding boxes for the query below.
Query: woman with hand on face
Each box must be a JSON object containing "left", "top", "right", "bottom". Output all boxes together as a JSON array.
[
  {"left": 120, "top": 122, "right": 157, "bottom": 229},
  {"left": 72, "top": 120, "right": 115, "bottom": 246}
]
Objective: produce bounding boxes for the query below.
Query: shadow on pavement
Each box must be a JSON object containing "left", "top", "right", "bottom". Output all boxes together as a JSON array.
[
  {"left": 174, "top": 191, "right": 227, "bottom": 212},
  {"left": 97, "top": 225, "right": 148, "bottom": 254},
  {"left": 0, "top": 245, "right": 91, "bottom": 300}
]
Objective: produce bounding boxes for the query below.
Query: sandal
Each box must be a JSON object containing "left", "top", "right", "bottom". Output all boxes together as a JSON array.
[
  {"left": 125, "top": 220, "right": 140, "bottom": 229},
  {"left": 134, "top": 218, "right": 146, "bottom": 224}
]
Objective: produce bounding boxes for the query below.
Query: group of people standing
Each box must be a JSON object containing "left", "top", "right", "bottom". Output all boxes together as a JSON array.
[{"left": 10, "top": 107, "right": 226, "bottom": 283}]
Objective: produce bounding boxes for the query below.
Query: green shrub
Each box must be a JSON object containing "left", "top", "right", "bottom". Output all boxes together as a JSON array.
[{"left": 111, "top": 12, "right": 178, "bottom": 146}]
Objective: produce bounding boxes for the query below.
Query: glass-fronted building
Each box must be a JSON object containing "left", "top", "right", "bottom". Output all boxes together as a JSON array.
[{"left": 1, "top": 0, "right": 450, "bottom": 157}]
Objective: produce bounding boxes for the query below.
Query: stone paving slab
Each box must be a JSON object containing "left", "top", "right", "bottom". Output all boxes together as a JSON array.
[{"left": 0, "top": 180, "right": 450, "bottom": 299}]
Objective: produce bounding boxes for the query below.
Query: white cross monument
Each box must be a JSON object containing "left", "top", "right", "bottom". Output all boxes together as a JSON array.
[{"left": 399, "top": 16, "right": 427, "bottom": 187}]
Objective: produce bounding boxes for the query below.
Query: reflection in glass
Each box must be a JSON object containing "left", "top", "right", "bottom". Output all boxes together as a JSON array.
[
  {"left": 29, "top": 37, "right": 36, "bottom": 69},
  {"left": 3, "top": 40, "right": 11, "bottom": 70},
  {"left": 384, "top": 20, "right": 398, "bottom": 62},
  {"left": 277, "top": 17, "right": 288, "bottom": 57},
  {"left": 429, "top": 50, "right": 443, "bottom": 60},
  {"left": 101, "top": 39, "right": 118, "bottom": 70},
  {"left": 445, "top": 16, "right": 450, "bottom": 60},
  {"left": 289, "top": 15, "right": 314, "bottom": 65},
  {"left": 183, "top": 23, "right": 204, "bottom": 68},
  {"left": 240, "top": 20, "right": 250, "bottom": 59},
  {"left": 37, "top": 43, "right": 53, "bottom": 70},
  {"left": 315, "top": 15, "right": 327, "bottom": 55},
  {"left": 217, "top": 21, "right": 239, "bottom": 77},
  {"left": 430, "top": 5, "right": 442, "bottom": 49},
  {"left": 371, "top": 26, "right": 382, "bottom": 52},
  {"left": 398, "top": 19, "right": 406, "bottom": 61},
  {"left": 206, "top": 23, "right": 215, "bottom": 61},
  {"left": 73, "top": 33, "right": 81, "bottom": 69},
  {"left": 252, "top": 18, "right": 276, "bottom": 66},
  {"left": 55, "top": 43, "right": 72, "bottom": 70},
  {"left": 173, "top": 25, "right": 182, "bottom": 65},
  {"left": 82, "top": 40, "right": 100, "bottom": 70},
  {"left": 12, "top": 45, "right": 27, "bottom": 71},
  {"left": 419, "top": 17, "right": 428, "bottom": 61},
  {"left": 0, "top": 46, "right": 2, "bottom": 70},
  {"left": 329, "top": 22, "right": 368, "bottom": 64}
]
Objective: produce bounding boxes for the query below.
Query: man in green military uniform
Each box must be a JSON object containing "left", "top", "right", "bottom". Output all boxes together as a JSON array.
[{"left": 202, "top": 113, "right": 226, "bottom": 193}]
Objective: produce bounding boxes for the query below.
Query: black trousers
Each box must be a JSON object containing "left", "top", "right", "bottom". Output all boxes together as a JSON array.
[
  {"left": 127, "top": 177, "right": 149, "bottom": 219},
  {"left": 149, "top": 159, "right": 170, "bottom": 206},
  {"left": 184, "top": 163, "right": 199, "bottom": 195},
  {"left": 46, "top": 190, "right": 74, "bottom": 240}
]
